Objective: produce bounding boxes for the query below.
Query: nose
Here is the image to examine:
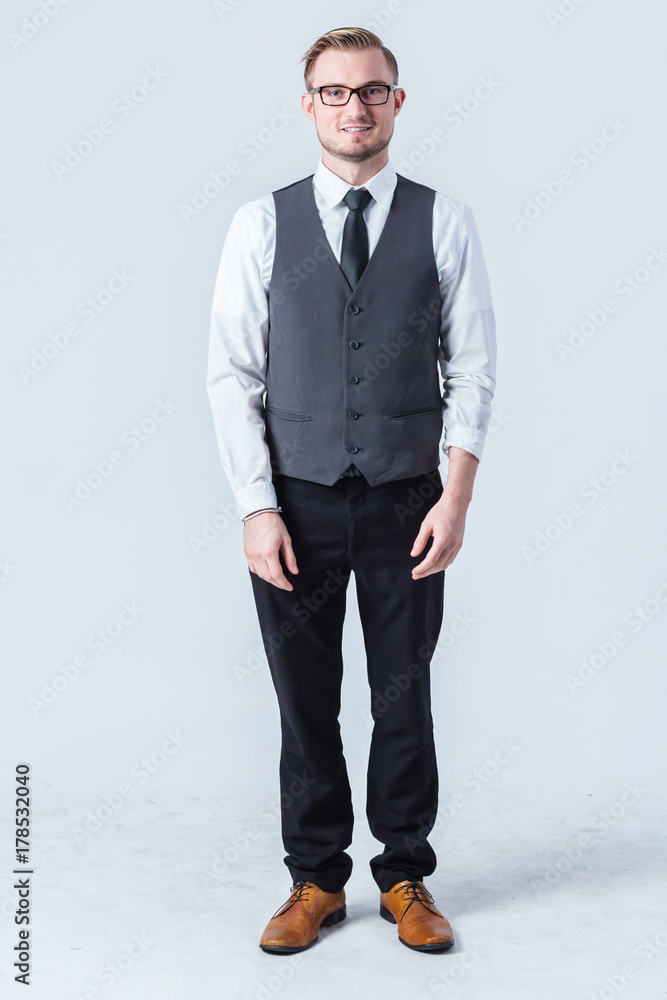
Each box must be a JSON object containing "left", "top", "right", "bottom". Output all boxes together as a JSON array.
[{"left": 348, "top": 91, "right": 368, "bottom": 110}]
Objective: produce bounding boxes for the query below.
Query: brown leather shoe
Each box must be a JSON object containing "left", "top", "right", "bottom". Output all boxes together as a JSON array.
[
  {"left": 380, "top": 879, "right": 454, "bottom": 952},
  {"left": 259, "top": 880, "right": 346, "bottom": 953}
]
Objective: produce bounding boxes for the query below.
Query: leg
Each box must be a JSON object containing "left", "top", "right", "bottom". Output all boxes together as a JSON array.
[
  {"left": 249, "top": 474, "right": 354, "bottom": 894},
  {"left": 348, "top": 470, "right": 445, "bottom": 893}
]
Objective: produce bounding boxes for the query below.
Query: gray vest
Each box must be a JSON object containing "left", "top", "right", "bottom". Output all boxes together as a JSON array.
[{"left": 265, "top": 172, "right": 443, "bottom": 485}]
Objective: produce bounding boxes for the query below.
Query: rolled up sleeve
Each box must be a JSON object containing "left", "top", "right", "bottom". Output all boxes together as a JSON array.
[
  {"left": 206, "top": 204, "right": 277, "bottom": 521},
  {"left": 437, "top": 200, "right": 497, "bottom": 462}
]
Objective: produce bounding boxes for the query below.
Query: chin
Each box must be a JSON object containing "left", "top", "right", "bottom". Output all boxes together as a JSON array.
[{"left": 321, "top": 134, "right": 390, "bottom": 163}]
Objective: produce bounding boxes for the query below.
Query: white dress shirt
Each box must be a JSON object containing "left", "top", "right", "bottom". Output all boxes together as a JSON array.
[{"left": 207, "top": 157, "right": 497, "bottom": 522}]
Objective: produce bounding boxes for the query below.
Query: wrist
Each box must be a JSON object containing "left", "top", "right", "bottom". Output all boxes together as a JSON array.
[
  {"left": 243, "top": 506, "right": 283, "bottom": 523},
  {"left": 440, "top": 487, "right": 473, "bottom": 507}
]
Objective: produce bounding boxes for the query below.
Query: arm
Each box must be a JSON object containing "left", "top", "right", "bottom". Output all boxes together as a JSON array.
[
  {"left": 411, "top": 446, "right": 478, "bottom": 578},
  {"left": 206, "top": 202, "right": 298, "bottom": 590},
  {"left": 207, "top": 202, "right": 277, "bottom": 520},
  {"left": 411, "top": 201, "right": 497, "bottom": 579}
]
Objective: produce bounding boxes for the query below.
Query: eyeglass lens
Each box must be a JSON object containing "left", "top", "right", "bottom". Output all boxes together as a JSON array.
[{"left": 320, "top": 86, "right": 390, "bottom": 105}]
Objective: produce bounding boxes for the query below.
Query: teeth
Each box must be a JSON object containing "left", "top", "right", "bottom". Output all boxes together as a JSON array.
[{"left": 344, "top": 127, "right": 369, "bottom": 132}]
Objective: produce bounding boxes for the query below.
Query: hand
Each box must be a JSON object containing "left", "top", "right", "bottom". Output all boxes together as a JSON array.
[
  {"left": 410, "top": 447, "right": 479, "bottom": 579},
  {"left": 244, "top": 512, "right": 299, "bottom": 590},
  {"left": 409, "top": 493, "right": 469, "bottom": 579}
]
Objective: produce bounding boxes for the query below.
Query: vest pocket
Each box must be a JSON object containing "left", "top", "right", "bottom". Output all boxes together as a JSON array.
[
  {"left": 389, "top": 405, "right": 437, "bottom": 419},
  {"left": 266, "top": 406, "right": 315, "bottom": 421}
]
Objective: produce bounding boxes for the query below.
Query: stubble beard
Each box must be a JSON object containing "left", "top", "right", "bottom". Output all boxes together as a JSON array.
[{"left": 316, "top": 121, "right": 394, "bottom": 163}]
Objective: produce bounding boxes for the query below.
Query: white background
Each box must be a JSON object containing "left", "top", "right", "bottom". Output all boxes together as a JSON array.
[{"left": 1, "top": 1, "right": 666, "bottom": 997}]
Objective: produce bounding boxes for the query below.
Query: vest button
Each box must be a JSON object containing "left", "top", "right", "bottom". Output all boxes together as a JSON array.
[
  {"left": 348, "top": 304, "right": 360, "bottom": 314},
  {"left": 348, "top": 340, "right": 360, "bottom": 349},
  {"left": 348, "top": 375, "right": 360, "bottom": 384},
  {"left": 348, "top": 410, "right": 359, "bottom": 419},
  {"left": 347, "top": 445, "right": 359, "bottom": 453}
]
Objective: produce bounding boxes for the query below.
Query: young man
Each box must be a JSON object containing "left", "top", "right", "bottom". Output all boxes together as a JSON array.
[{"left": 207, "top": 27, "right": 497, "bottom": 954}]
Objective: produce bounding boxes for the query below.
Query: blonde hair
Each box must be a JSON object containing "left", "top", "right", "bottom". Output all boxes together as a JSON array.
[{"left": 301, "top": 27, "right": 399, "bottom": 93}]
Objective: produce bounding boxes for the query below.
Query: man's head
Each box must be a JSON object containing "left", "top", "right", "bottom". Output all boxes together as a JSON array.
[{"left": 300, "top": 27, "right": 404, "bottom": 170}]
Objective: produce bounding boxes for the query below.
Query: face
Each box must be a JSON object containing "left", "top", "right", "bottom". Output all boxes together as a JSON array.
[{"left": 302, "top": 47, "right": 405, "bottom": 165}]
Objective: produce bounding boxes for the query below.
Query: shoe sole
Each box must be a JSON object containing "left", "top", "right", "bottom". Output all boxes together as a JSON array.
[
  {"left": 259, "top": 903, "right": 347, "bottom": 953},
  {"left": 379, "top": 903, "right": 454, "bottom": 952}
]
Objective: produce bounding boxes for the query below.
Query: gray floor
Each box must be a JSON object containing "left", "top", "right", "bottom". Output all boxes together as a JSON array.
[{"left": 1, "top": 781, "right": 665, "bottom": 999}]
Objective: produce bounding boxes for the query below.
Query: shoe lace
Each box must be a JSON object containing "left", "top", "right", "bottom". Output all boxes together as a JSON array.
[
  {"left": 392, "top": 880, "right": 434, "bottom": 920},
  {"left": 269, "top": 880, "right": 315, "bottom": 920}
]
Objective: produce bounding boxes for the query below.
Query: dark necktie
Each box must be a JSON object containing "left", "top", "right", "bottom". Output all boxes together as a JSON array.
[
  {"left": 339, "top": 187, "right": 373, "bottom": 478},
  {"left": 340, "top": 187, "right": 373, "bottom": 290}
]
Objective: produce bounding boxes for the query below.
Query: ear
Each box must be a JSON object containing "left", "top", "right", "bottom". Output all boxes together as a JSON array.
[{"left": 301, "top": 91, "right": 316, "bottom": 122}]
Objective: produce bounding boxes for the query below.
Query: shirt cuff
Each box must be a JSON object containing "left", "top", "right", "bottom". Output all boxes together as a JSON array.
[
  {"left": 442, "top": 426, "right": 486, "bottom": 463},
  {"left": 234, "top": 480, "right": 278, "bottom": 522}
]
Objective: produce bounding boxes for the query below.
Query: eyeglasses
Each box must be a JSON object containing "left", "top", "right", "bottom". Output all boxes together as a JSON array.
[{"left": 307, "top": 84, "right": 398, "bottom": 106}]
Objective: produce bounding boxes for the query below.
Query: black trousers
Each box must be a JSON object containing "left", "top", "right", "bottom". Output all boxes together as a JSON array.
[{"left": 249, "top": 468, "right": 445, "bottom": 894}]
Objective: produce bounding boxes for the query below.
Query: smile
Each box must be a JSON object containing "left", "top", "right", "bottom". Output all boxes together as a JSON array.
[{"left": 342, "top": 126, "right": 372, "bottom": 133}]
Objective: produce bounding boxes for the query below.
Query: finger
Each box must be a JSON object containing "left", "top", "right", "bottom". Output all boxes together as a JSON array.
[
  {"left": 434, "top": 539, "right": 462, "bottom": 572},
  {"left": 266, "top": 552, "right": 293, "bottom": 591},
  {"left": 281, "top": 536, "right": 299, "bottom": 574},
  {"left": 412, "top": 540, "right": 448, "bottom": 576},
  {"left": 441, "top": 542, "right": 462, "bottom": 571},
  {"left": 410, "top": 524, "right": 431, "bottom": 556}
]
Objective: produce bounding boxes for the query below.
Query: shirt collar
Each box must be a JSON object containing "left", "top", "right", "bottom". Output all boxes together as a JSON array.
[{"left": 313, "top": 157, "right": 397, "bottom": 212}]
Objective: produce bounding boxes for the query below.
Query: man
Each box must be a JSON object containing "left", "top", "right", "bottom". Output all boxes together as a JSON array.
[{"left": 207, "top": 26, "right": 496, "bottom": 954}]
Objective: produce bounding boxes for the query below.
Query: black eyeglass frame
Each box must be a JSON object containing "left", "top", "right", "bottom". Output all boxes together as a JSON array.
[{"left": 306, "top": 84, "right": 399, "bottom": 106}]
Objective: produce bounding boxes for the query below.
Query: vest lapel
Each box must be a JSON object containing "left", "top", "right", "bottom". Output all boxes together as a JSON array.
[{"left": 305, "top": 174, "right": 403, "bottom": 297}]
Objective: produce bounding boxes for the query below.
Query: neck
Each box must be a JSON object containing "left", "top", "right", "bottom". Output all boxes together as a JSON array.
[{"left": 320, "top": 150, "right": 389, "bottom": 186}]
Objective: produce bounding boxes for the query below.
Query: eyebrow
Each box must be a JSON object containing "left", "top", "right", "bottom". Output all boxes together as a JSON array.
[{"left": 319, "top": 80, "right": 392, "bottom": 87}]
